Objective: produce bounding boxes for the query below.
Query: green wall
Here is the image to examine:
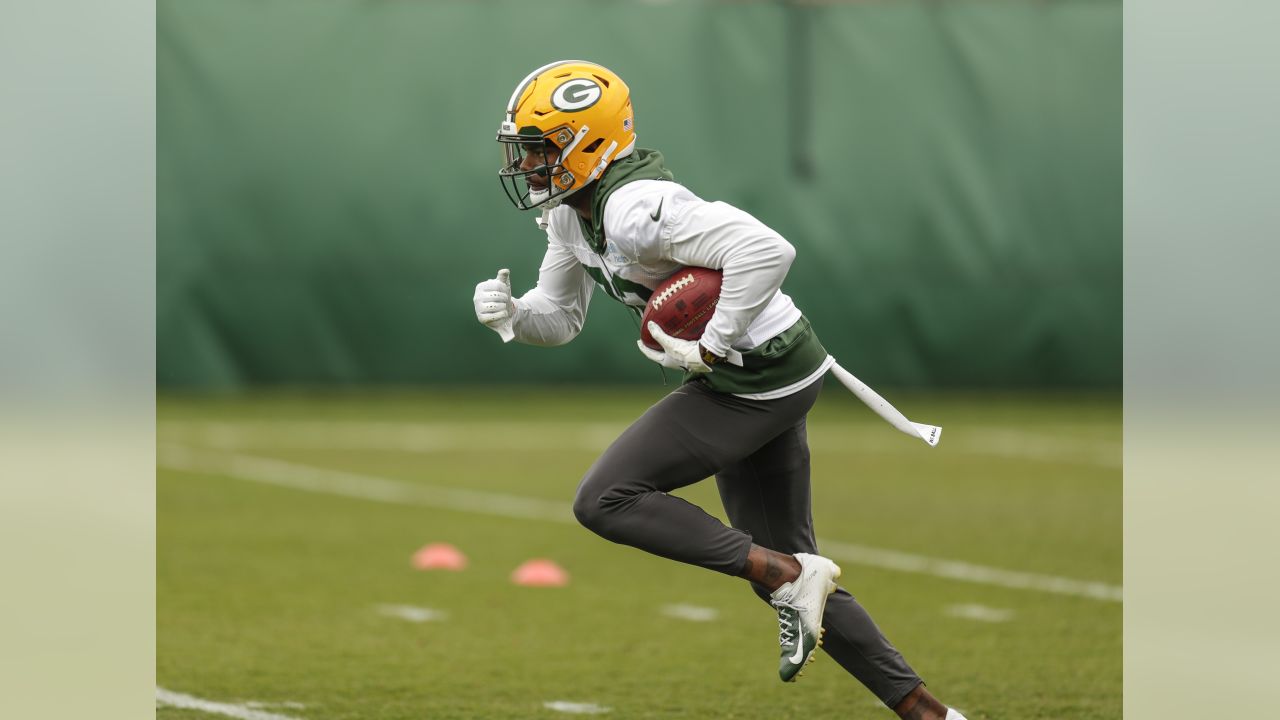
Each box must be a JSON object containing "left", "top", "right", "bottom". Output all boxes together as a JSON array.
[{"left": 158, "top": 0, "right": 1120, "bottom": 389}]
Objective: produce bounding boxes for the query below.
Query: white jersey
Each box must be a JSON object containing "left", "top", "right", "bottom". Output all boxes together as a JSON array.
[{"left": 509, "top": 180, "right": 803, "bottom": 358}]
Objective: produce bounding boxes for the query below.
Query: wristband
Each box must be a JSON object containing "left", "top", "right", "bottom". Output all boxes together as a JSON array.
[{"left": 699, "top": 344, "right": 723, "bottom": 367}]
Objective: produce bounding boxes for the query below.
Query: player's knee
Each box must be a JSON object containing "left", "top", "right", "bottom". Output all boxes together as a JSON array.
[
  {"left": 571, "top": 490, "right": 598, "bottom": 530},
  {"left": 573, "top": 468, "right": 639, "bottom": 538},
  {"left": 572, "top": 474, "right": 609, "bottom": 533}
]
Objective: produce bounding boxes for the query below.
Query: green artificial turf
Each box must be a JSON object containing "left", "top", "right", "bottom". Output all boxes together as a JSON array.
[{"left": 158, "top": 387, "right": 1121, "bottom": 719}]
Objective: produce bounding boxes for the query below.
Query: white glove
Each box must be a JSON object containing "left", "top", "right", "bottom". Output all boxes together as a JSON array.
[
  {"left": 636, "top": 322, "right": 714, "bottom": 373},
  {"left": 474, "top": 268, "right": 515, "bottom": 342}
]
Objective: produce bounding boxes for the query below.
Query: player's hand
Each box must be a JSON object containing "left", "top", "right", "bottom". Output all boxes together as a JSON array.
[
  {"left": 636, "top": 322, "right": 714, "bottom": 373},
  {"left": 474, "top": 269, "right": 515, "bottom": 342}
]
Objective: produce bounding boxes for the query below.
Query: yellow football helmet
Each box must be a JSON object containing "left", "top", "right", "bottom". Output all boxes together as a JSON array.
[{"left": 497, "top": 60, "right": 637, "bottom": 210}]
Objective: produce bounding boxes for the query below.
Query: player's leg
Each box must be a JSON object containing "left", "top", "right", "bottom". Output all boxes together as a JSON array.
[
  {"left": 572, "top": 379, "right": 817, "bottom": 575},
  {"left": 715, "top": 397, "right": 946, "bottom": 715}
]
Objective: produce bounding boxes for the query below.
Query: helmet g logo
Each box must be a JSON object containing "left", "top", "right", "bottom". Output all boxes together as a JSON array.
[{"left": 551, "top": 79, "right": 602, "bottom": 112}]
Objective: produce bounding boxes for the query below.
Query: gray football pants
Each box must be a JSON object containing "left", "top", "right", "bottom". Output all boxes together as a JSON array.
[{"left": 572, "top": 377, "right": 923, "bottom": 707}]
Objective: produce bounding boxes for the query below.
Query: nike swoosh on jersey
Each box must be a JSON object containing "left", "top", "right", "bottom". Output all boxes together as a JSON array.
[{"left": 649, "top": 197, "right": 664, "bottom": 222}]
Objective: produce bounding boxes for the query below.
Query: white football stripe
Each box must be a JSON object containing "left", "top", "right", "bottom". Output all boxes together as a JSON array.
[
  {"left": 159, "top": 445, "right": 1121, "bottom": 603},
  {"left": 156, "top": 688, "right": 301, "bottom": 720}
]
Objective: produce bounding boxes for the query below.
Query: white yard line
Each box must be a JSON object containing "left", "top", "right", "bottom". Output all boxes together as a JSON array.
[
  {"left": 158, "top": 420, "right": 1120, "bottom": 468},
  {"left": 375, "top": 604, "right": 447, "bottom": 623},
  {"left": 660, "top": 603, "right": 720, "bottom": 622},
  {"left": 158, "top": 444, "right": 1122, "bottom": 603},
  {"left": 945, "top": 603, "right": 1017, "bottom": 623},
  {"left": 156, "top": 688, "right": 303, "bottom": 720},
  {"left": 544, "top": 700, "right": 611, "bottom": 714},
  {"left": 159, "top": 444, "right": 572, "bottom": 523},
  {"left": 820, "top": 540, "right": 1124, "bottom": 603},
  {"left": 941, "top": 428, "right": 1121, "bottom": 469}
]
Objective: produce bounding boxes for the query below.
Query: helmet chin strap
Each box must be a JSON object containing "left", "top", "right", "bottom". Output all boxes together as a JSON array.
[
  {"left": 532, "top": 124, "right": 592, "bottom": 228},
  {"left": 529, "top": 185, "right": 557, "bottom": 229},
  {"left": 531, "top": 127, "right": 633, "bottom": 230}
]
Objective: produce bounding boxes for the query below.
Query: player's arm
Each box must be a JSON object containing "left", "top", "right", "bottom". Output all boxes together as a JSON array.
[
  {"left": 603, "top": 183, "right": 793, "bottom": 367},
  {"left": 473, "top": 240, "right": 594, "bottom": 347},
  {"left": 510, "top": 241, "right": 594, "bottom": 346},
  {"left": 660, "top": 199, "right": 796, "bottom": 359}
]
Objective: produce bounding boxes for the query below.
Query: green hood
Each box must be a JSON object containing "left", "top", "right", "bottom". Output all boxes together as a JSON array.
[{"left": 577, "top": 148, "right": 674, "bottom": 252}]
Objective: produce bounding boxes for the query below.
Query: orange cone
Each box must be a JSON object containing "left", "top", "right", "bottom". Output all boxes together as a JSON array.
[
  {"left": 412, "top": 543, "right": 467, "bottom": 571},
  {"left": 511, "top": 558, "right": 569, "bottom": 587}
]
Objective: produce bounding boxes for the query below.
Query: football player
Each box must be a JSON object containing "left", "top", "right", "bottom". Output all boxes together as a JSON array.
[{"left": 474, "top": 60, "right": 964, "bottom": 720}]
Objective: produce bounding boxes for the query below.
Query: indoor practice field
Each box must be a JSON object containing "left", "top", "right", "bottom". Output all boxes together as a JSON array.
[{"left": 157, "top": 387, "right": 1121, "bottom": 720}]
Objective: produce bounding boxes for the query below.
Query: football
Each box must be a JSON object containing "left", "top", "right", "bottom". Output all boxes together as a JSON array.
[{"left": 639, "top": 266, "right": 723, "bottom": 351}]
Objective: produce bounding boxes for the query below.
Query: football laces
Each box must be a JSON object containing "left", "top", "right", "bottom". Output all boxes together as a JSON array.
[{"left": 650, "top": 273, "right": 695, "bottom": 310}]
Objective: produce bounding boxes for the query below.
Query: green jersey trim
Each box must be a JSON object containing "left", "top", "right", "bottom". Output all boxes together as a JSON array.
[{"left": 687, "top": 316, "right": 828, "bottom": 395}]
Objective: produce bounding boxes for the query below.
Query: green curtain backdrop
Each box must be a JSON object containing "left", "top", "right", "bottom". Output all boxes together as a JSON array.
[{"left": 158, "top": 0, "right": 1120, "bottom": 389}]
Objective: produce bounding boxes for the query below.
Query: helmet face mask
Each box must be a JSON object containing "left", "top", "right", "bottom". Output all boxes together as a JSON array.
[
  {"left": 496, "top": 60, "right": 637, "bottom": 212},
  {"left": 497, "top": 130, "right": 578, "bottom": 211}
]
